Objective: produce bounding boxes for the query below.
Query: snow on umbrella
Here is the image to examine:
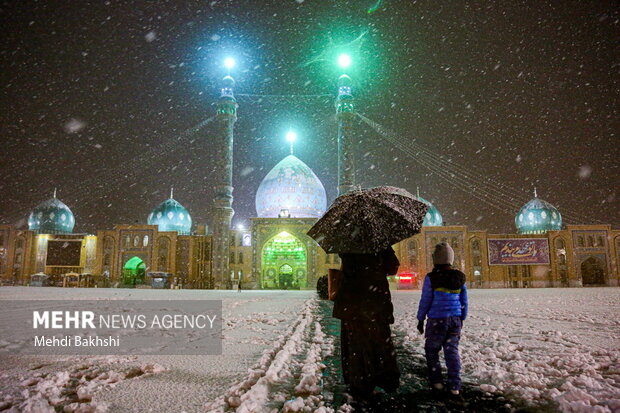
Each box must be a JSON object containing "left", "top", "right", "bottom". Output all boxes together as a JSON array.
[{"left": 307, "top": 186, "right": 428, "bottom": 254}]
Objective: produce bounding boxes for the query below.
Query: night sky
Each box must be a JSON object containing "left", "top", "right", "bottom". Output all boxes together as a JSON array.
[{"left": 1, "top": 0, "right": 618, "bottom": 234}]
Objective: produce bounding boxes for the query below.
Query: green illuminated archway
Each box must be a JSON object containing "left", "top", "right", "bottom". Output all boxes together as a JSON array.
[
  {"left": 261, "top": 232, "right": 307, "bottom": 289},
  {"left": 123, "top": 256, "right": 146, "bottom": 286}
]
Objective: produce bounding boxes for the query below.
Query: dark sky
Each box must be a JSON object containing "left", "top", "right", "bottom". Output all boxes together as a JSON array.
[{"left": 1, "top": 0, "right": 618, "bottom": 234}]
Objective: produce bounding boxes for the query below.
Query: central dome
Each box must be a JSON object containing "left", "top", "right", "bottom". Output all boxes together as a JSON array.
[{"left": 256, "top": 155, "right": 327, "bottom": 218}]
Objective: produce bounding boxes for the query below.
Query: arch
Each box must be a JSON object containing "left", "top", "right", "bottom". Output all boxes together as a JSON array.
[
  {"left": 470, "top": 238, "right": 482, "bottom": 266},
  {"left": 157, "top": 237, "right": 170, "bottom": 271},
  {"left": 122, "top": 256, "right": 146, "bottom": 286},
  {"left": 554, "top": 237, "right": 565, "bottom": 250},
  {"left": 261, "top": 231, "right": 307, "bottom": 289},
  {"left": 470, "top": 237, "right": 483, "bottom": 286},
  {"left": 580, "top": 256, "right": 606, "bottom": 285}
]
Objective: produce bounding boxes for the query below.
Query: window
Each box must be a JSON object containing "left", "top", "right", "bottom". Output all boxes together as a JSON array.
[
  {"left": 555, "top": 238, "right": 565, "bottom": 249},
  {"left": 578, "top": 236, "right": 584, "bottom": 247},
  {"left": 133, "top": 236, "right": 140, "bottom": 247},
  {"left": 238, "top": 252, "right": 243, "bottom": 264},
  {"left": 143, "top": 235, "right": 149, "bottom": 247}
]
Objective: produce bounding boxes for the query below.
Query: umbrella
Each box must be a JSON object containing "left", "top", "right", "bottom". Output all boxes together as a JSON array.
[{"left": 307, "top": 186, "right": 428, "bottom": 254}]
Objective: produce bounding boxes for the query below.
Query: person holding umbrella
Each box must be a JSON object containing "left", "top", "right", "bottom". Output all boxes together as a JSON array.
[{"left": 308, "top": 186, "right": 428, "bottom": 401}]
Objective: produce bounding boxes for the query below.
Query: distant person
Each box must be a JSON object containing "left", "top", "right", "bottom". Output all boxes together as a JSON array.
[
  {"left": 316, "top": 274, "right": 329, "bottom": 300},
  {"left": 333, "top": 247, "right": 401, "bottom": 400},
  {"left": 416, "top": 242, "right": 468, "bottom": 403},
  {"left": 237, "top": 282, "right": 242, "bottom": 292}
]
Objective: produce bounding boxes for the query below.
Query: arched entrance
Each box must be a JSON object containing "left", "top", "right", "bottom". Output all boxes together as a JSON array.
[
  {"left": 261, "top": 231, "right": 307, "bottom": 289},
  {"left": 123, "top": 256, "right": 146, "bottom": 286},
  {"left": 580, "top": 257, "right": 606, "bottom": 285}
]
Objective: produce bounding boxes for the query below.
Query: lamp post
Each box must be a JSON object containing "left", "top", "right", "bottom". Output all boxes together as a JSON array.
[
  {"left": 212, "top": 57, "right": 238, "bottom": 289},
  {"left": 336, "top": 54, "right": 355, "bottom": 195}
]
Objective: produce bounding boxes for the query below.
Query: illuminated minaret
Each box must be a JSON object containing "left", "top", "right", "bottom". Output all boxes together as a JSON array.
[
  {"left": 212, "top": 75, "right": 237, "bottom": 288},
  {"left": 336, "top": 74, "right": 355, "bottom": 195}
]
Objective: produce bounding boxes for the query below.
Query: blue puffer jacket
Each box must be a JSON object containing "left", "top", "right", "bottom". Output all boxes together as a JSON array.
[{"left": 417, "top": 267, "right": 468, "bottom": 320}]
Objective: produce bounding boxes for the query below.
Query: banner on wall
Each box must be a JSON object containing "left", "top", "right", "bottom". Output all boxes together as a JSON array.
[{"left": 487, "top": 238, "right": 550, "bottom": 265}]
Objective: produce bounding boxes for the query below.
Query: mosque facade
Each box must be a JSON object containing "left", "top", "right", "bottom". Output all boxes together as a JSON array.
[
  {"left": 1, "top": 75, "right": 618, "bottom": 290},
  {"left": 1, "top": 160, "right": 619, "bottom": 289}
]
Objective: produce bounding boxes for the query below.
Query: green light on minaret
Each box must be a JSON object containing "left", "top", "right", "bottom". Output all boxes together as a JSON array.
[{"left": 337, "top": 53, "right": 351, "bottom": 69}]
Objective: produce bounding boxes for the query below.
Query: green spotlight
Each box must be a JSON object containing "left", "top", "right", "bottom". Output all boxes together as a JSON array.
[
  {"left": 337, "top": 53, "right": 352, "bottom": 69},
  {"left": 224, "top": 57, "right": 236, "bottom": 70}
]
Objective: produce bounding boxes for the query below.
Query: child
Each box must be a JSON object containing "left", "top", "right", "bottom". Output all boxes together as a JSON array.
[{"left": 416, "top": 242, "right": 468, "bottom": 402}]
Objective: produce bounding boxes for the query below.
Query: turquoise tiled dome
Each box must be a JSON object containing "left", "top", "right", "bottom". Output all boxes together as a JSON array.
[
  {"left": 28, "top": 195, "right": 75, "bottom": 234},
  {"left": 256, "top": 155, "right": 327, "bottom": 218},
  {"left": 417, "top": 195, "right": 443, "bottom": 227},
  {"left": 148, "top": 196, "right": 192, "bottom": 234},
  {"left": 515, "top": 196, "right": 562, "bottom": 234}
]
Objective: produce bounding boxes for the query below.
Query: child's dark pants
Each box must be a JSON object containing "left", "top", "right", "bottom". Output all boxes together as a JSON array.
[{"left": 424, "top": 316, "right": 462, "bottom": 391}]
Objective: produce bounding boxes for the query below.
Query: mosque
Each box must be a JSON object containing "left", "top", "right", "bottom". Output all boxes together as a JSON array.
[{"left": 1, "top": 75, "right": 618, "bottom": 290}]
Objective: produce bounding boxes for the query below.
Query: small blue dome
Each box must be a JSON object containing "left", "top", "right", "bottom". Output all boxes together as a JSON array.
[
  {"left": 417, "top": 196, "right": 443, "bottom": 227},
  {"left": 148, "top": 197, "right": 192, "bottom": 234},
  {"left": 256, "top": 155, "right": 327, "bottom": 218},
  {"left": 28, "top": 196, "right": 75, "bottom": 234},
  {"left": 515, "top": 197, "right": 562, "bottom": 234}
]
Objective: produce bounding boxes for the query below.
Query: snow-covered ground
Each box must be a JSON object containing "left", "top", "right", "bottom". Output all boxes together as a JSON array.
[
  {"left": 1, "top": 287, "right": 619, "bottom": 412},
  {"left": 394, "top": 288, "right": 620, "bottom": 413}
]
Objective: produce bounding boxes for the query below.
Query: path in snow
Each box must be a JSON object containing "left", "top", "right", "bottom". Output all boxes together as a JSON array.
[
  {"left": 205, "top": 298, "right": 336, "bottom": 412},
  {"left": 317, "top": 299, "right": 525, "bottom": 413}
]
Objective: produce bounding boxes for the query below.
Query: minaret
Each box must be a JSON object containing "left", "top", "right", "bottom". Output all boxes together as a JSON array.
[
  {"left": 212, "top": 75, "right": 237, "bottom": 288},
  {"left": 336, "top": 74, "right": 355, "bottom": 195}
]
